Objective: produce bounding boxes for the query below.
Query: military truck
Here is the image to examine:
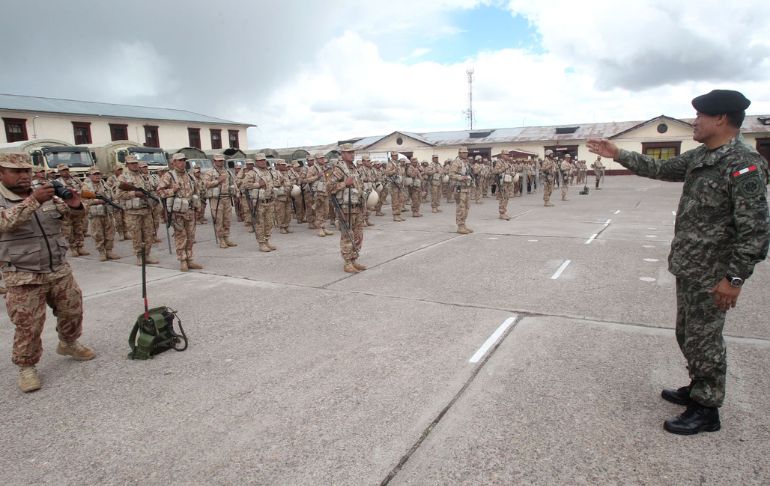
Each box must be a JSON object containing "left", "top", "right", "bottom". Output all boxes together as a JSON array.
[
  {"left": 91, "top": 140, "right": 168, "bottom": 175},
  {"left": 168, "top": 146, "right": 211, "bottom": 172},
  {"left": 0, "top": 139, "right": 95, "bottom": 178}
]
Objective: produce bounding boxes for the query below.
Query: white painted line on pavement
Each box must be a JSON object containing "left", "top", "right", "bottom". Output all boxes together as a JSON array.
[
  {"left": 551, "top": 260, "right": 572, "bottom": 280},
  {"left": 585, "top": 234, "right": 598, "bottom": 245},
  {"left": 528, "top": 239, "right": 538, "bottom": 242},
  {"left": 640, "top": 277, "right": 656, "bottom": 282},
  {"left": 646, "top": 235, "right": 657, "bottom": 238},
  {"left": 469, "top": 316, "right": 517, "bottom": 363},
  {"left": 614, "top": 210, "right": 621, "bottom": 214},
  {"left": 643, "top": 258, "right": 659, "bottom": 262},
  {"left": 642, "top": 245, "right": 655, "bottom": 248},
  {"left": 604, "top": 219, "right": 612, "bottom": 226},
  {"left": 672, "top": 211, "right": 676, "bottom": 216}
]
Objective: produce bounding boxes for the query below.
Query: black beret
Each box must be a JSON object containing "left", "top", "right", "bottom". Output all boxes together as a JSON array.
[{"left": 692, "top": 89, "right": 751, "bottom": 115}]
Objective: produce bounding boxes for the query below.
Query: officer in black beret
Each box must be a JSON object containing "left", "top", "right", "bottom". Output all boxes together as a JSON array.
[{"left": 586, "top": 90, "right": 769, "bottom": 435}]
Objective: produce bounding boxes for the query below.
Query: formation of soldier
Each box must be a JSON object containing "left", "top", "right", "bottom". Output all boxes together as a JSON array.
[{"left": 19, "top": 147, "right": 607, "bottom": 275}]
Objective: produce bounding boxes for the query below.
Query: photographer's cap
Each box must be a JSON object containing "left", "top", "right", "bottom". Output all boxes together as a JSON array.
[{"left": 0, "top": 152, "right": 34, "bottom": 169}]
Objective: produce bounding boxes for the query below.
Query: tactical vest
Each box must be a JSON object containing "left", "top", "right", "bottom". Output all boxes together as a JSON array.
[
  {"left": 334, "top": 163, "right": 361, "bottom": 205},
  {"left": 0, "top": 193, "right": 68, "bottom": 273}
]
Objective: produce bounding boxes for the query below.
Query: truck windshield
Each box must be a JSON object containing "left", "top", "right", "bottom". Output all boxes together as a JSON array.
[
  {"left": 130, "top": 150, "right": 167, "bottom": 166},
  {"left": 44, "top": 150, "right": 94, "bottom": 168}
]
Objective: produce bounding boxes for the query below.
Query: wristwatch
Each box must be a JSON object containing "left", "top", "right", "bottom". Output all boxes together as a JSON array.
[{"left": 726, "top": 275, "right": 744, "bottom": 288}]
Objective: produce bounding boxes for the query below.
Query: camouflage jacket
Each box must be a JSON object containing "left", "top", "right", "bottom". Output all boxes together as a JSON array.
[{"left": 616, "top": 135, "right": 769, "bottom": 286}]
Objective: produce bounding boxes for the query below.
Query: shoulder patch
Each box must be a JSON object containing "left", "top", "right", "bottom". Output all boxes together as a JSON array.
[
  {"left": 735, "top": 175, "right": 763, "bottom": 198},
  {"left": 731, "top": 164, "right": 758, "bottom": 178}
]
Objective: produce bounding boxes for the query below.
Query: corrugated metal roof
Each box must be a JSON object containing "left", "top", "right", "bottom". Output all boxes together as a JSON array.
[{"left": 0, "top": 93, "right": 253, "bottom": 126}]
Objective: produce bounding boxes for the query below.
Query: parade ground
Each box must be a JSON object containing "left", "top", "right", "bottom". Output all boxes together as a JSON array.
[{"left": 1, "top": 176, "right": 768, "bottom": 485}]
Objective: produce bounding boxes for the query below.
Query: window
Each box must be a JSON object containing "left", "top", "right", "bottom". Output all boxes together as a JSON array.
[
  {"left": 469, "top": 131, "right": 493, "bottom": 138},
  {"left": 144, "top": 126, "right": 160, "bottom": 147},
  {"left": 642, "top": 141, "right": 681, "bottom": 160},
  {"left": 72, "top": 122, "right": 92, "bottom": 145},
  {"left": 555, "top": 126, "right": 579, "bottom": 135},
  {"left": 3, "top": 118, "right": 28, "bottom": 142},
  {"left": 109, "top": 123, "right": 129, "bottom": 141},
  {"left": 188, "top": 128, "right": 201, "bottom": 149},
  {"left": 228, "top": 130, "right": 239, "bottom": 149},
  {"left": 210, "top": 129, "right": 222, "bottom": 149}
]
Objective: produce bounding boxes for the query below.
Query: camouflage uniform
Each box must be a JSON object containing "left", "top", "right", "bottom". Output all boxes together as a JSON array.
[
  {"left": 105, "top": 168, "right": 128, "bottom": 239},
  {"left": 384, "top": 157, "right": 406, "bottom": 221},
  {"left": 305, "top": 159, "right": 333, "bottom": 236},
  {"left": 242, "top": 160, "right": 277, "bottom": 251},
  {"left": 357, "top": 157, "right": 377, "bottom": 226},
  {"left": 237, "top": 162, "right": 255, "bottom": 231},
  {"left": 289, "top": 162, "right": 306, "bottom": 224},
  {"left": 157, "top": 166, "right": 200, "bottom": 269},
  {"left": 303, "top": 158, "right": 317, "bottom": 227},
  {"left": 56, "top": 170, "right": 89, "bottom": 255},
  {"left": 406, "top": 162, "right": 423, "bottom": 217},
  {"left": 449, "top": 149, "right": 474, "bottom": 234},
  {"left": 560, "top": 159, "right": 572, "bottom": 200},
  {"left": 331, "top": 150, "right": 366, "bottom": 272},
  {"left": 273, "top": 161, "right": 293, "bottom": 233},
  {"left": 82, "top": 176, "right": 118, "bottom": 260},
  {"left": 116, "top": 163, "right": 158, "bottom": 263},
  {"left": 540, "top": 155, "right": 556, "bottom": 206},
  {"left": 591, "top": 158, "right": 605, "bottom": 189},
  {"left": 493, "top": 155, "right": 514, "bottom": 219},
  {"left": 616, "top": 135, "right": 769, "bottom": 408},
  {"left": 0, "top": 153, "right": 94, "bottom": 390},
  {"left": 192, "top": 169, "right": 208, "bottom": 224},
  {"left": 373, "top": 162, "right": 387, "bottom": 216},
  {"left": 426, "top": 158, "right": 443, "bottom": 212},
  {"left": 203, "top": 163, "right": 237, "bottom": 247}
]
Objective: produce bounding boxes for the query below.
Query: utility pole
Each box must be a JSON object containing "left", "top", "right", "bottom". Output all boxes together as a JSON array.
[{"left": 465, "top": 67, "right": 475, "bottom": 130}]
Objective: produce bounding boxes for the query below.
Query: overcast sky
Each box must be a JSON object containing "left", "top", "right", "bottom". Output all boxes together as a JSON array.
[{"left": 2, "top": 0, "right": 769, "bottom": 148}]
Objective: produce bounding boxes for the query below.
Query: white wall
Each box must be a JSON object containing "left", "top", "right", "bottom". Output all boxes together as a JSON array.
[{"left": 0, "top": 110, "right": 248, "bottom": 151}]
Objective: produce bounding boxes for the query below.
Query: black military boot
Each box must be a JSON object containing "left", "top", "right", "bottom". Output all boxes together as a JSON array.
[
  {"left": 661, "top": 384, "right": 692, "bottom": 405},
  {"left": 663, "top": 403, "right": 721, "bottom": 435}
]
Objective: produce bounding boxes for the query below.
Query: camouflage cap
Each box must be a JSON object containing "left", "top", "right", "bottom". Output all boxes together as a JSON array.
[
  {"left": 0, "top": 152, "right": 34, "bottom": 169},
  {"left": 458, "top": 146, "right": 469, "bottom": 153},
  {"left": 254, "top": 153, "right": 266, "bottom": 161},
  {"left": 56, "top": 163, "right": 69, "bottom": 171},
  {"left": 125, "top": 155, "right": 139, "bottom": 164},
  {"left": 306, "top": 154, "right": 316, "bottom": 160},
  {"left": 432, "top": 154, "right": 439, "bottom": 159},
  {"left": 565, "top": 153, "right": 572, "bottom": 158},
  {"left": 276, "top": 159, "right": 287, "bottom": 166},
  {"left": 545, "top": 149, "right": 554, "bottom": 156},
  {"left": 313, "top": 152, "right": 324, "bottom": 159},
  {"left": 339, "top": 143, "right": 355, "bottom": 152},
  {"left": 114, "top": 163, "right": 125, "bottom": 171},
  {"left": 171, "top": 153, "right": 187, "bottom": 161},
  {"left": 138, "top": 161, "right": 148, "bottom": 168},
  {"left": 291, "top": 160, "right": 301, "bottom": 167},
  {"left": 474, "top": 155, "right": 482, "bottom": 161},
  {"left": 213, "top": 154, "right": 226, "bottom": 162},
  {"left": 361, "top": 153, "right": 371, "bottom": 161},
  {"left": 88, "top": 167, "right": 101, "bottom": 175},
  {"left": 245, "top": 158, "right": 255, "bottom": 165},
  {"left": 193, "top": 166, "right": 201, "bottom": 172}
]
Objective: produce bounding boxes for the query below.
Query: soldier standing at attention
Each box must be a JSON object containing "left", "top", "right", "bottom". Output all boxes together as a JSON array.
[
  {"left": 81, "top": 168, "right": 120, "bottom": 262},
  {"left": 204, "top": 154, "right": 237, "bottom": 249},
  {"left": 157, "top": 153, "right": 202, "bottom": 272},
  {"left": 591, "top": 156, "right": 606, "bottom": 189},
  {"left": 384, "top": 151, "right": 406, "bottom": 222},
  {"left": 373, "top": 160, "right": 387, "bottom": 216},
  {"left": 305, "top": 153, "right": 334, "bottom": 237},
  {"left": 357, "top": 154, "right": 377, "bottom": 227},
  {"left": 541, "top": 150, "right": 557, "bottom": 207},
  {"left": 449, "top": 146, "right": 474, "bottom": 234},
  {"left": 406, "top": 157, "right": 423, "bottom": 217},
  {"left": 139, "top": 162, "right": 163, "bottom": 244},
  {"left": 302, "top": 155, "right": 317, "bottom": 228},
  {"left": 242, "top": 153, "right": 277, "bottom": 252},
  {"left": 331, "top": 144, "right": 366, "bottom": 273},
  {"left": 55, "top": 165, "right": 89, "bottom": 256},
  {"left": 116, "top": 155, "right": 159, "bottom": 265},
  {"left": 560, "top": 153, "right": 573, "bottom": 201},
  {"left": 289, "top": 160, "right": 306, "bottom": 224},
  {"left": 588, "top": 89, "right": 769, "bottom": 435},
  {"left": 191, "top": 166, "right": 208, "bottom": 224},
  {"left": 273, "top": 159, "right": 293, "bottom": 234},
  {"left": 426, "top": 154, "right": 443, "bottom": 213},
  {"left": 493, "top": 150, "right": 514, "bottom": 220},
  {"left": 105, "top": 163, "right": 128, "bottom": 240},
  {"left": 237, "top": 159, "right": 255, "bottom": 231},
  {"left": 0, "top": 153, "right": 96, "bottom": 392}
]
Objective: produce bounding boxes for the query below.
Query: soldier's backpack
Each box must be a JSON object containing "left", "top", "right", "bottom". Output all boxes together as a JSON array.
[{"left": 128, "top": 306, "right": 188, "bottom": 360}]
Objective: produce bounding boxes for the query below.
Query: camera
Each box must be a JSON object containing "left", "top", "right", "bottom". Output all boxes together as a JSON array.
[{"left": 50, "top": 180, "right": 74, "bottom": 200}]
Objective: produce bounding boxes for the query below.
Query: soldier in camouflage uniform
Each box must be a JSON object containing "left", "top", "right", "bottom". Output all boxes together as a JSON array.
[
  {"left": 373, "top": 160, "right": 387, "bottom": 216},
  {"left": 588, "top": 89, "right": 770, "bottom": 435},
  {"left": 82, "top": 168, "right": 120, "bottom": 261},
  {"left": 192, "top": 166, "right": 208, "bottom": 224},
  {"left": 157, "top": 153, "right": 203, "bottom": 271},
  {"left": 590, "top": 156, "right": 605, "bottom": 189},
  {"left": 289, "top": 160, "right": 306, "bottom": 224},
  {"left": 273, "top": 160, "right": 293, "bottom": 233},
  {"left": 425, "top": 155, "right": 443, "bottom": 213},
  {"left": 493, "top": 151, "right": 514, "bottom": 220},
  {"left": 55, "top": 165, "right": 90, "bottom": 256},
  {"left": 357, "top": 154, "right": 377, "bottom": 227},
  {"left": 140, "top": 162, "right": 163, "bottom": 244},
  {"left": 116, "top": 156, "right": 159, "bottom": 265},
  {"left": 237, "top": 159, "right": 255, "bottom": 232},
  {"left": 560, "top": 154, "right": 573, "bottom": 201},
  {"left": 203, "top": 154, "right": 237, "bottom": 248},
  {"left": 242, "top": 153, "right": 277, "bottom": 252},
  {"left": 330, "top": 144, "right": 366, "bottom": 273},
  {"left": 541, "top": 151, "right": 557, "bottom": 207},
  {"left": 305, "top": 153, "right": 334, "bottom": 236},
  {"left": 406, "top": 158, "right": 424, "bottom": 217},
  {"left": 105, "top": 164, "right": 128, "bottom": 240},
  {"left": 384, "top": 152, "right": 406, "bottom": 222},
  {"left": 0, "top": 153, "right": 96, "bottom": 393},
  {"left": 449, "top": 146, "right": 474, "bottom": 234}
]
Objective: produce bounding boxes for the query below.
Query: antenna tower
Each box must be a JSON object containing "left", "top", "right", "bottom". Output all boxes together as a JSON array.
[{"left": 465, "top": 67, "right": 475, "bottom": 130}]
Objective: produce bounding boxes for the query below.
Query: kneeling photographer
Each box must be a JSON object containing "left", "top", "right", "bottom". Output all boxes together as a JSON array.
[{"left": 0, "top": 153, "right": 95, "bottom": 393}]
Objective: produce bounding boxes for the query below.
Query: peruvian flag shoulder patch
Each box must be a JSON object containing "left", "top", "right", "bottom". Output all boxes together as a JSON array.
[{"left": 732, "top": 165, "right": 757, "bottom": 178}]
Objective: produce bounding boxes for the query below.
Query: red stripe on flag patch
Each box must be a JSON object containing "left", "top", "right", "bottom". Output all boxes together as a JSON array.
[{"left": 732, "top": 165, "right": 757, "bottom": 177}]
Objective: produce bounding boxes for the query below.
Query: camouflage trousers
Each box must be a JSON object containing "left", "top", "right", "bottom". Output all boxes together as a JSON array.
[
  {"left": 252, "top": 200, "right": 274, "bottom": 244},
  {"left": 340, "top": 208, "right": 364, "bottom": 262},
  {"left": 455, "top": 189, "right": 470, "bottom": 225},
  {"left": 62, "top": 213, "right": 86, "bottom": 250},
  {"left": 6, "top": 273, "right": 83, "bottom": 367},
  {"left": 561, "top": 180, "right": 569, "bottom": 199},
  {"left": 151, "top": 203, "right": 163, "bottom": 236},
  {"left": 209, "top": 196, "right": 233, "bottom": 239},
  {"left": 389, "top": 184, "right": 404, "bottom": 216},
  {"left": 293, "top": 193, "right": 306, "bottom": 223},
  {"left": 125, "top": 211, "right": 156, "bottom": 257},
  {"left": 497, "top": 183, "right": 511, "bottom": 214},
  {"left": 543, "top": 180, "right": 554, "bottom": 203},
  {"left": 275, "top": 197, "right": 292, "bottom": 229},
  {"left": 196, "top": 200, "right": 207, "bottom": 223},
  {"left": 170, "top": 210, "right": 196, "bottom": 262},
  {"left": 430, "top": 184, "right": 441, "bottom": 209},
  {"left": 240, "top": 195, "right": 252, "bottom": 228},
  {"left": 409, "top": 186, "right": 422, "bottom": 214},
  {"left": 375, "top": 186, "right": 388, "bottom": 213},
  {"left": 88, "top": 215, "right": 115, "bottom": 252},
  {"left": 314, "top": 194, "right": 329, "bottom": 229},
  {"left": 113, "top": 209, "right": 126, "bottom": 238},
  {"left": 675, "top": 278, "right": 727, "bottom": 408},
  {"left": 305, "top": 191, "right": 316, "bottom": 225}
]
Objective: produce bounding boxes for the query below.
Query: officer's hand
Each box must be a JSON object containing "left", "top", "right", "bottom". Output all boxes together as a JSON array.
[
  {"left": 218, "top": 175, "right": 227, "bottom": 183},
  {"left": 33, "top": 184, "right": 56, "bottom": 203},
  {"left": 259, "top": 180, "right": 266, "bottom": 188},
  {"left": 586, "top": 139, "right": 619, "bottom": 159},
  {"left": 709, "top": 279, "right": 741, "bottom": 310},
  {"left": 345, "top": 177, "right": 354, "bottom": 187},
  {"left": 65, "top": 190, "right": 82, "bottom": 208}
]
